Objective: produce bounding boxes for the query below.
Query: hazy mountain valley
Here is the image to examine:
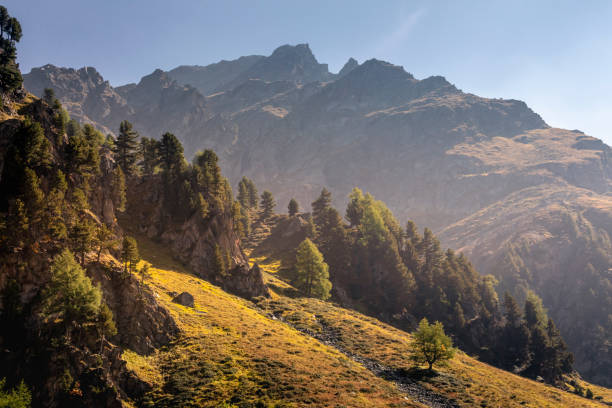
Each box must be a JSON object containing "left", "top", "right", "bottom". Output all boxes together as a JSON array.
[{"left": 1, "top": 3, "right": 611, "bottom": 407}]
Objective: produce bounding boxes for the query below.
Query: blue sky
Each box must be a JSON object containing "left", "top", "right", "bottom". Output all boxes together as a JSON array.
[{"left": 6, "top": 0, "right": 612, "bottom": 144}]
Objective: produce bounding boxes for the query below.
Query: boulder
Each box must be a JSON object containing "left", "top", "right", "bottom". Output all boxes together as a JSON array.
[{"left": 173, "top": 292, "right": 195, "bottom": 307}]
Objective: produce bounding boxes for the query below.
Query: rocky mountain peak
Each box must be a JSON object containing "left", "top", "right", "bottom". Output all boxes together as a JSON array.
[
  {"left": 137, "top": 68, "right": 175, "bottom": 89},
  {"left": 220, "top": 43, "right": 333, "bottom": 90},
  {"left": 338, "top": 57, "right": 359, "bottom": 77}
]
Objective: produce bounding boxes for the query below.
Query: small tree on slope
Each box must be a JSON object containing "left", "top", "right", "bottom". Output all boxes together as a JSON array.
[
  {"left": 294, "top": 238, "right": 331, "bottom": 299},
  {"left": 411, "top": 318, "right": 456, "bottom": 371}
]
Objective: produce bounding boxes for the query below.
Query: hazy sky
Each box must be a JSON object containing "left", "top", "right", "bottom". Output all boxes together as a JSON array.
[{"left": 6, "top": 0, "right": 612, "bottom": 144}]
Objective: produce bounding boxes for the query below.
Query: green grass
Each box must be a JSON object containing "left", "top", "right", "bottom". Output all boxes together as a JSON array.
[{"left": 119, "top": 229, "right": 611, "bottom": 407}]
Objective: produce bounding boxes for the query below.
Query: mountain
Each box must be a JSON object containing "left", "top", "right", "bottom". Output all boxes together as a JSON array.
[
  {"left": 167, "top": 55, "right": 264, "bottom": 95},
  {"left": 23, "top": 44, "right": 612, "bottom": 386}
]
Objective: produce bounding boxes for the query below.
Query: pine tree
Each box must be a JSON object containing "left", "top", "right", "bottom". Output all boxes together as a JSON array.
[
  {"left": 113, "top": 120, "right": 140, "bottom": 175},
  {"left": 237, "top": 177, "right": 250, "bottom": 208},
  {"left": 524, "top": 291, "right": 547, "bottom": 329},
  {"left": 500, "top": 292, "right": 531, "bottom": 370},
  {"left": 246, "top": 178, "right": 258, "bottom": 209},
  {"left": 22, "top": 167, "right": 44, "bottom": 222},
  {"left": 43, "top": 88, "right": 56, "bottom": 105},
  {"left": 95, "top": 223, "right": 115, "bottom": 262},
  {"left": 159, "top": 132, "right": 184, "bottom": 172},
  {"left": 112, "top": 166, "right": 126, "bottom": 212},
  {"left": 294, "top": 239, "right": 331, "bottom": 299},
  {"left": 121, "top": 236, "right": 139, "bottom": 274},
  {"left": 69, "top": 217, "right": 96, "bottom": 265},
  {"left": 260, "top": 190, "right": 275, "bottom": 220},
  {"left": 288, "top": 198, "right": 299, "bottom": 216},
  {"left": 40, "top": 249, "right": 102, "bottom": 337},
  {"left": 311, "top": 188, "right": 332, "bottom": 226},
  {"left": 345, "top": 187, "right": 365, "bottom": 226},
  {"left": 194, "top": 149, "right": 222, "bottom": 195},
  {"left": 140, "top": 137, "right": 160, "bottom": 176}
]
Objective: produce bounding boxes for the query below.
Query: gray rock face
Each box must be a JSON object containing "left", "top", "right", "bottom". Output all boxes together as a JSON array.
[
  {"left": 338, "top": 57, "right": 359, "bottom": 77},
  {"left": 168, "top": 55, "right": 265, "bottom": 95},
  {"left": 172, "top": 292, "right": 195, "bottom": 307}
]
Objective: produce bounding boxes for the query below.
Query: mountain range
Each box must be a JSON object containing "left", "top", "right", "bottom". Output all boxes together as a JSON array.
[{"left": 23, "top": 43, "right": 612, "bottom": 386}]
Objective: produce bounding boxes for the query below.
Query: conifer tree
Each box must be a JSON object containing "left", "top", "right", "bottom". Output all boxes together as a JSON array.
[
  {"left": 69, "top": 217, "right": 96, "bottom": 265},
  {"left": 22, "top": 167, "right": 44, "bottom": 222},
  {"left": 140, "top": 137, "right": 160, "bottom": 176},
  {"left": 411, "top": 318, "right": 456, "bottom": 371},
  {"left": 40, "top": 249, "right": 102, "bottom": 337},
  {"left": 345, "top": 187, "right": 365, "bottom": 226},
  {"left": 159, "top": 132, "right": 184, "bottom": 172},
  {"left": 288, "top": 198, "right": 299, "bottom": 216},
  {"left": 311, "top": 188, "right": 332, "bottom": 226},
  {"left": 260, "top": 190, "right": 275, "bottom": 219},
  {"left": 0, "top": 6, "right": 23, "bottom": 93},
  {"left": 121, "top": 236, "right": 139, "bottom": 274},
  {"left": 211, "top": 244, "right": 227, "bottom": 277},
  {"left": 500, "top": 292, "right": 531, "bottom": 370},
  {"left": 246, "top": 178, "right": 258, "bottom": 209},
  {"left": 95, "top": 223, "right": 115, "bottom": 262},
  {"left": 112, "top": 166, "right": 126, "bottom": 212},
  {"left": 113, "top": 120, "right": 140, "bottom": 175},
  {"left": 294, "top": 238, "right": 331, "bottom": 299},
  {"left": 237, "top": 177, "right": 250, "bottom": 208}
]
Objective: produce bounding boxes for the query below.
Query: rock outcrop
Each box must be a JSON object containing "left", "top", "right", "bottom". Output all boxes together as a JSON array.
[{"left": 172, "top": 292, "right": 195, "bottom": 308}]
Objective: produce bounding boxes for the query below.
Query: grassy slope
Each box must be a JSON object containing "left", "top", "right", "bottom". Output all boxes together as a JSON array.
[
  {"left": 121, "top": 232, "right": 611, "bottom": 407},
  {"left": 123, "top": 231, "right": 420, "bottom": 407}
]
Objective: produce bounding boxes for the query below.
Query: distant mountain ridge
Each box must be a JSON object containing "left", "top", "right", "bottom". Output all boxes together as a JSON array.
[{"left": 22, "top": 43, "right": 612, "bottom": 386}]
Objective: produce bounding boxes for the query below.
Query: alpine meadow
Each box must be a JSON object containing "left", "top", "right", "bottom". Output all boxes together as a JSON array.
[{"left": 1, "top": 2, "right": 612, "bottom": 407}]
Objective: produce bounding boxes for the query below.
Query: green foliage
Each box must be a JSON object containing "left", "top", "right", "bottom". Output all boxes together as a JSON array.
[
  {"left": 294, "top": 239, "right": 331, "bottom": 299},
  {"left": 98, "top": 303, "right": 117, "bottom": 338},
  {"left": 159, "top": 132, "right": 184, "bottom": 173},
  {"left": 140, "top": 136, "right": 160, "bottom": 176},
  {"left": 113, "top": 120, "right": 140, "bottom": 175},
  {"left": 65, "top": 120, "right": 100, "bottom": 176},
  {"left": 345, "top": 187, "right": 365, "bottom": 226},
  {"left": 112, "top": 166, "right": 126, "bottom": 212},
  {"left": 0, "top": 6, "right": 23, "bottom": 93},
  {"left": 121, "top": 236, "right": 139, "bottom": 274},
  {"left": 410, "top": 318, "right": 455, "bottom": 370},
  {"left": 69, "top": 216, "right": 96, "bottom": 265},
  {"left": 40, "top": 249, "right": 102, "bottom": 333},
  {"left": 237, "top": 177, "right": 250, "bottom": 208},
  {"left": 94, "top": 222, "right": 115, "bottom": 262},
  {"left": 311, "top": 188, "right": 331, "bottom": 226},
  {"left": 0, "top": 378, "right": 31, "bottom": 408},
  {"left": 260, "top": 191, "right": 275, "bottom": 219},
  {"left": 212, "top": 244, "right": 227, "bottom": 277},
  {"left": 524, "top": 290, "right": 547, "bottom": 330},
  {"left": 287, "top": 198, "right": 299, "bottom": 216}
]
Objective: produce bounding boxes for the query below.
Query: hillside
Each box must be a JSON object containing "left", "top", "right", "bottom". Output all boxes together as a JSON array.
[
  {"left": 119, "top": 227, "right": 612, "bottom": 407},
  {"left": 22, "top": 44, "right": 612, "bottom": 386}
]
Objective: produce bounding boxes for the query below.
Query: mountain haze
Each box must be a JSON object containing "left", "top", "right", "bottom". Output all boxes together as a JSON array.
[{"left": 23, "top": 43, "right": 612, "bottom": 386}]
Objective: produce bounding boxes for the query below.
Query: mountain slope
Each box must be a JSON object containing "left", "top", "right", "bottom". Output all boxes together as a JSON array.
[
  {"left": 22, "top": 44, "right": 612, "bottom": 386},
  {"left": 121, "top": 229, "right": 612, "bottom": 407}
]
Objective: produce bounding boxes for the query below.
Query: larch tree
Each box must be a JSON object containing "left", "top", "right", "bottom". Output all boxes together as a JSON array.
[
  {"left": 294, "top": 238, "right": 332, "bottom": 300},
  {"left": 410, "top": 318, "right": 456, "bottom": 371}
]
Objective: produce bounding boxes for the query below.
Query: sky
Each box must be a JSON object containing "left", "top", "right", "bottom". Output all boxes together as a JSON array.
[{"left": 6, "top": 0, "right": 612, "bottom": 144}]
